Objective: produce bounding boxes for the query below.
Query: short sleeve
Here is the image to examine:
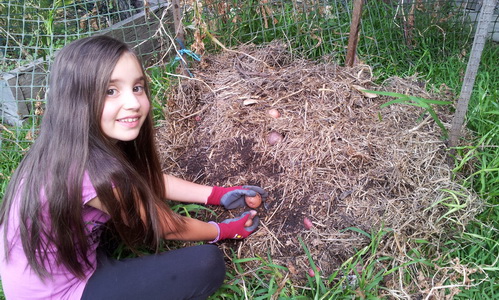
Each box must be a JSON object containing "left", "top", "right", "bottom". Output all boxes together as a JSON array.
[{"left": 81, "top": 172, "right": 98, "bottom": 205}]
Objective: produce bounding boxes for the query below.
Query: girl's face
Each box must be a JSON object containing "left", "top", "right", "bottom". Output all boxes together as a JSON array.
[{"left": 101, "top": 53, "right": 150, "bottom": 142}]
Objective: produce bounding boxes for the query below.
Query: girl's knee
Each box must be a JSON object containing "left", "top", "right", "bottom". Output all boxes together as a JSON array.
[
  {"left": 190, "top": 245, "right": 225, "bottom": 298},
  {"left": 198, "top": 245, "right": 225, "bottom": 276}
]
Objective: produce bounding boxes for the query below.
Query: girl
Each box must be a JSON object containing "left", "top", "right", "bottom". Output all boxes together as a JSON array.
[{"left": 0, "top": 35, "right": 266, "bottom": 300}]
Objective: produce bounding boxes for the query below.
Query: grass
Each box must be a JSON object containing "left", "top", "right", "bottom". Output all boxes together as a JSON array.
[
  {"left": 191, "top": 0, "right": 352, "bottom": 60},
  {"left": 147, "top": 64, "right": 178, "bottom": 125},
  {"left": 0, "top": 123, "right": 34, "bottom": 198},
  {"left": 367, "top": 90, "right": 453, "bottom": 138},
  {"left": 447, "top": 42, "right": 499, "bottom": 298},
  {"left": 211, "top": 254, "right": 299, "bottom": 299}
]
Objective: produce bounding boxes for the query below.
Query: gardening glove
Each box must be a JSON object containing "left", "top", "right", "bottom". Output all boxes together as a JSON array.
[
  {"left": 208, "top": 211, "right": 260, "bottom": 243},
  {"left": 206, "top": 186, "right": 268, "bottom": 209}
]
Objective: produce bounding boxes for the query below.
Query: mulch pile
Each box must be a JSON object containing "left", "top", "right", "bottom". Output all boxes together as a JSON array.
[{"left": 155, "top": 41, "right": 481, "bottom": 287}]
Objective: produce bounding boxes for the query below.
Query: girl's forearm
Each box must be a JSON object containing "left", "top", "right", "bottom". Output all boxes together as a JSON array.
[
  {"left": 163, "top": 216, "right": 218, "bottom": 241},
  {"left": 163, "top": 174, "right": 213, "bottom": 204},
  {"left": 161, "top": 175, "right": 220, "bottom": 241}
]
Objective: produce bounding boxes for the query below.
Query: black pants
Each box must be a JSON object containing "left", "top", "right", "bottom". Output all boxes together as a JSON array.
[{"left": 81, "top": 244, "right": 226, "bottom": 300}]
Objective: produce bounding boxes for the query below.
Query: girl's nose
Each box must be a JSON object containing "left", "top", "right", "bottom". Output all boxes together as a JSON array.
[{"left": 123, "top": 91, "right": 141, "bottom": 110}]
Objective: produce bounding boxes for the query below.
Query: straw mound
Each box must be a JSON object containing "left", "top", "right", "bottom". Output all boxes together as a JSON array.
[{"left": 155, "top": 42, "right": 480, "bottom": 282}]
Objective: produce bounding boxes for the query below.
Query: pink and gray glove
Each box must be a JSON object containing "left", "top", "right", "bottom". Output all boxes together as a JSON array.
[
  {"left": 209, "top": 211, "right": 260, "bottom": 243},
  {"left": 206, "top": 186, "right": 268, "bottom": 209}
]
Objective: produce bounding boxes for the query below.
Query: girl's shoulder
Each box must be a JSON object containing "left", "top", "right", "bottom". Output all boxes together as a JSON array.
[{"left": 82, "top": 172, "right": 98, "bottom": 205}]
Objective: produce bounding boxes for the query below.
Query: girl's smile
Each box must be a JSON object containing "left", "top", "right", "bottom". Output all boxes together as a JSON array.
[
  {"left": 116, "top": 115, "right": 141, "bottom": 127},
  {"left": 100, "top": 52, "right": 150, "bottom": 141}
]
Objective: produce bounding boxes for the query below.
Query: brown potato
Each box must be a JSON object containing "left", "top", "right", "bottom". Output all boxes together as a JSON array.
[
  {"left": 303, "top": 217, "right": 313, "bottom": 229},
  {"left": 267, "top": 131, "right": 283, "bottom": 145},
  {"left": 245, "top": 193, "right": 262, "bottom": 208},
  {"left": 268, "top": 108, "right": 281, "bottom": 118}
]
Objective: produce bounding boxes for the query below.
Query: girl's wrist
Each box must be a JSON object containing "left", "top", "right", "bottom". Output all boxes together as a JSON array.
[
  {"left": 208, "top": 221, "right": 220, "bottom": 243},
  {"left": 205, "top": 187, "right": 214, "bottom": 205},
  {"left": 206, "top": 186, "right": 221, "bottom": 205}
]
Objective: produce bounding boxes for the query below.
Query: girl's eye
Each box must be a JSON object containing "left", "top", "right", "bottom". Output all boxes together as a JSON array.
[
  {"left": 106, "top": 89, "right": 118, "bottom": 96},
  {"left": 133, "top": 86, "right": 144, "bottom": 93}
]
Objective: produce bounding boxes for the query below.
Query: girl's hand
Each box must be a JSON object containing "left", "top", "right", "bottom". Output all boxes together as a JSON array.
[
  {"left": 209, "top": 211, "right": 259, "bottom": 243},
  {"left": 206, "top": 186, "right": 268, "bottom": 209}
]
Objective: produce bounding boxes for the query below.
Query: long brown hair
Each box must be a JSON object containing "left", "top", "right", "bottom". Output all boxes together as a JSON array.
[{"left": 0, "top": 35, "right": 183, "bottom": 279}]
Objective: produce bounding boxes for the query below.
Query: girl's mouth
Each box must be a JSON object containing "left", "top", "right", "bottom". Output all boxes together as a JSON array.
[
  {"left": 117, "top": 117, "right": 140, "bottom": 127},
  {"left": 118, "top": 117, "right": 139, "bottom": 123}
]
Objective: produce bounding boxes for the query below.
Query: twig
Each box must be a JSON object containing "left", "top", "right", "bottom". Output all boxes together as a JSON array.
[
  {"left": 191, "top": 4, "right": 272, "bottom": 70},
  {"left": 0, "top": 124, "right": 27, "bottom": 151},
  {"left": 260, "top": 221, "right": 285, "bottom": 248},
  {"left": 0, "top": 27, "right": 33, "bottom": 62},
  {"left": 156, "top": 70, "right": 215, "bottom": 94},
  {"left": 176, "top": 107, "right": 208, "bottom": 122},
  {"left": 271, "top": 89, "right": 304, "bottom": 106}
]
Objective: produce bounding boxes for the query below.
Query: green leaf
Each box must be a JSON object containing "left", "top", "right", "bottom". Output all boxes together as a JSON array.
[{"left": 408, "top": 95, "right": 452, "bottom": 106}]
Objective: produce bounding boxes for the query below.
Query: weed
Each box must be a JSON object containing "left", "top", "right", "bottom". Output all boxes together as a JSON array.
[{"left": 369, "top": 89, "right": 453, "bottom": 138}]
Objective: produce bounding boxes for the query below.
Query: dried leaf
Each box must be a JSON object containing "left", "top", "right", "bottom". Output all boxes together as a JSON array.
[
  {"left": 242, "top": 99, "right": 258, "bottom": 106},
  {"left": 352, "top": 84, "right": 378, "bottom": 98}
]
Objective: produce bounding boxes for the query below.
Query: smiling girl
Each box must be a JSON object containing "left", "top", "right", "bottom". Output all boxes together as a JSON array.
[{"left": 0, "top": 36, "right": 266, "bottom": 300}]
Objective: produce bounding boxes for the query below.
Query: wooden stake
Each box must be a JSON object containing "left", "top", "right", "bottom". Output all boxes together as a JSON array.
[
  {"left": 449, "top": 0, "right": 495, "bottom": 147},
  {"left": 171, "top": 0, "right": 185, "bottom": 45},
  {"left": 172, "top": 0, "right": 190, "bottom": 76},
  {"left": 346, "top": 0, "right": 364, "bottom": 67}
]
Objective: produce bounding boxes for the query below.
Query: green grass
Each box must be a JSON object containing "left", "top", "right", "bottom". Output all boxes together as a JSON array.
[
  {"left": 147, "top": 64, "right": 178, "bottom": 125},
  {"left": 448, "top": 42, "right": 499, "bottom": 298},
  {"left": 191, "top": 0, "right": 352, "bottom": 60},
  {"left": 207, "top": 229, "right": 393, "bottom": 299},
  {"left": 210, "top": 253, "right": 300, "bottom": 299},
  {"left": 367, "top": 90, "right": 453, "bottom": 138},
  {"left": 360, "top": 0, "right": 476, "bottom": 82},
  {"left": 0, "top": 124, "right": 34, "bottom": 198}
]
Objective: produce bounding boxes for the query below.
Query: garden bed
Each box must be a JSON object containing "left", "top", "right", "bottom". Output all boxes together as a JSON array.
[{"left": 156, "top": 42, "right": 481, "bottom": 289}]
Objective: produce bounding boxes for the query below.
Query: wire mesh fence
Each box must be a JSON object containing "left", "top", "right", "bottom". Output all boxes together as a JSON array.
[
  {"left": 198, "top": 0, "right": 353, "bottom": 58},
  {"left": 361, "top": 0, "right": 498, "bottom": 72},
  {"left": 1, "top": 0, "right": 498, "bottom": 153},
  {"left": 1, "top": 0, "right": 176, "bottom": 152}
]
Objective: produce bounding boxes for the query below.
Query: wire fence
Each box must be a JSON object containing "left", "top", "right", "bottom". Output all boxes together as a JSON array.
[
  {"left": 1, "top": 0, "right": 175, "bottom": 152},
  {"left": 1, "top": 0, "right": 498, "bottom": 152},
  {"left": 361, "top": 0, "right": 499, "bottom": 72}
]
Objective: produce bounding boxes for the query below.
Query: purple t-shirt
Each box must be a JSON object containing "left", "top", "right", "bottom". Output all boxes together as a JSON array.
[{"left": 0, "top": 172, "right": 110, "bottom": 299}]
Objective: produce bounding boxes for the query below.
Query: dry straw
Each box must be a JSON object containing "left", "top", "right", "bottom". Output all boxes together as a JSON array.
[{"left": 156, "top": 41, "right": 482, "bottom": 291}]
